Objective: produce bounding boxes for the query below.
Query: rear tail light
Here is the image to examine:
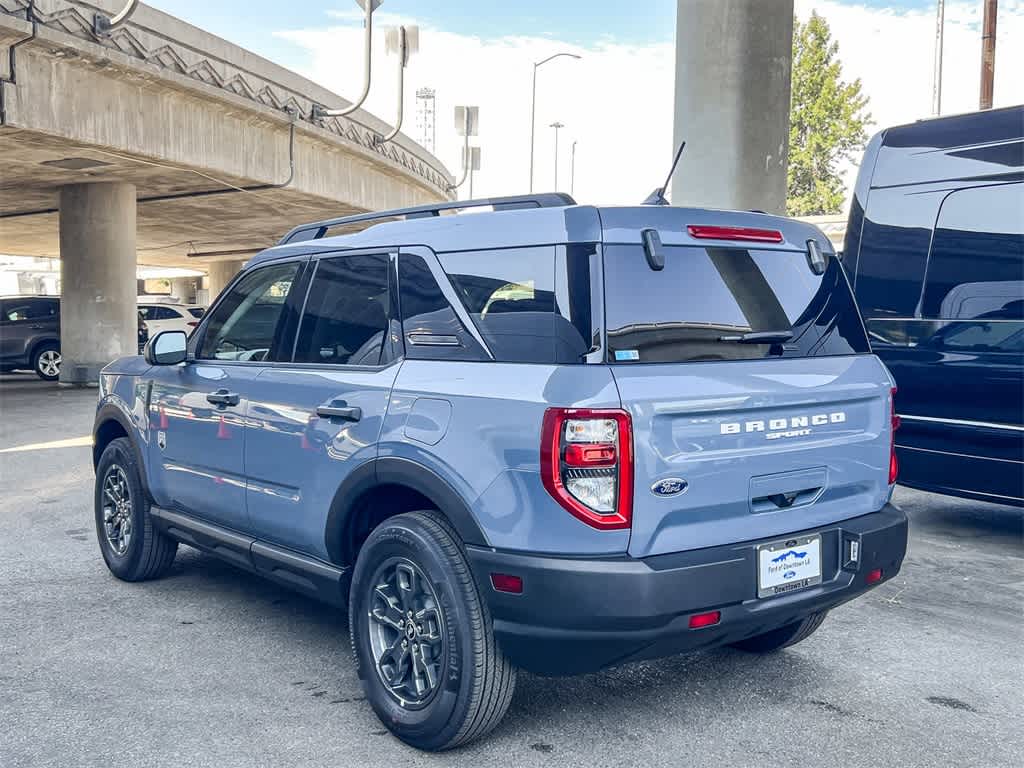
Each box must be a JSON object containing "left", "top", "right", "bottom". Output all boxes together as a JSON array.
[
  {"left": 541, "top": 408, "right": 633, "bottom": 530},
  {"left": 687, "top": 225, "right": 785, "bottom": 244},
  {"left": 889, "top": 387, "right": 900, "bottom": 484},
  {"left": 187, "top": 321, "right": 199, "bottom": 328},
  {"left": 866, "top": 568, "right": 883, "bottom": 585}
]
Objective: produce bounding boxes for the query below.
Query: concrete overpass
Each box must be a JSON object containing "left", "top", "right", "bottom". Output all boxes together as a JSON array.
[{"left": 0, "top": 0, "right": 451, "bottom": 383}]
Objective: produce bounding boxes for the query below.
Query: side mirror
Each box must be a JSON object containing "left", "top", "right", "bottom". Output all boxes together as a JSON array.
[{"left": 145, "top": 330, "right": 188, "bottom": 366}]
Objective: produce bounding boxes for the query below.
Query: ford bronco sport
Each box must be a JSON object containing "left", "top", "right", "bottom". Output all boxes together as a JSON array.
[{"left": 92, "top": 194, "right": 908, "bottom": 750}]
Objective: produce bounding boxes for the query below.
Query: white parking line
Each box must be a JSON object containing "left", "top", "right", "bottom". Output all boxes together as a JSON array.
[{"left": 0, "top": 436, "right": 93, "bottom": 454}]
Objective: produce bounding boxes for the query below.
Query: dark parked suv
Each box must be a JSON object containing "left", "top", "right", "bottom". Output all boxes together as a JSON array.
[
  {"left": 0, "top": 295, "right": 150, "bottom": 381},
  {"left": 0, "top": 295, "right": 61, "bottom": 380},
  {"left": 93, "top": 194, "right": 907, "bottom": 749}
]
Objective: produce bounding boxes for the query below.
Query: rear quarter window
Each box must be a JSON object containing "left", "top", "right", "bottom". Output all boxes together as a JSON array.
[
  {"left": 437, "top": 245, "right": 594, "bottom": 364},
  {"left": 604, "top": 245, "right": 869, "bottom": 364}
]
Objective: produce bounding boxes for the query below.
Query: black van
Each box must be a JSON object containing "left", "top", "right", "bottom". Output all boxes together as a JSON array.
[{"left": 844, "top": 105, "right": 1023, "bottom": 507}]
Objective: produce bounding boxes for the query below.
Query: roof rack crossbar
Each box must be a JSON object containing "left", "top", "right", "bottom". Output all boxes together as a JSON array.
[{"left": 278, "top": 193, "right": 577, "bottom": 245}]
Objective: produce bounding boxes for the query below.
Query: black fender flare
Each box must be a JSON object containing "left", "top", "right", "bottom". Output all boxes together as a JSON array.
[
  {"left": 324, "top": 456, "right": 489, "bottom": 565},
  {"left": 93, "top": 402, "right": 152, "bottom": 497}
]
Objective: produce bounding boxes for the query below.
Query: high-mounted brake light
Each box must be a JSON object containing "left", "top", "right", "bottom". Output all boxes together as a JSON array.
[
  {"left": 889, "top": 387, "right": 900, "bottom": 484},
  {"left": 541, "top": 408, "right": 633, "bottom": 530},
  {"left": 687, "top": 225, "right": 785, "bottom": 244}
]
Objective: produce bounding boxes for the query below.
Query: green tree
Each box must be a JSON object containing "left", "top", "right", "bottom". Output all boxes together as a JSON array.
[{"left": 787, "top": 12, "right": 871, "bottom": 216}]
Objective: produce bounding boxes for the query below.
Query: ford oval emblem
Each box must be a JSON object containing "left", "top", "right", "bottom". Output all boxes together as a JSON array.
[{"left": 651, "top": 478, "right": 688, "bottom": 497}]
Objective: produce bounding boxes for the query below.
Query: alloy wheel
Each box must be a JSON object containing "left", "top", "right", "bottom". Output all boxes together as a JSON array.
[
  {"left": 101, "top": 465, "right": 133, "bottom": 556},
  {"left": 367, "top": 558, "right": 446, "bottom": 709},
  {"left": 37, "top": 350, "right": 61, "bottom": 379}
]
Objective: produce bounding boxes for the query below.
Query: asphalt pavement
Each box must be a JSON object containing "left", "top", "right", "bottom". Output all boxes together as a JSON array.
[{"left": 1, "top": 373, "right": 1021, "bottom": 768}]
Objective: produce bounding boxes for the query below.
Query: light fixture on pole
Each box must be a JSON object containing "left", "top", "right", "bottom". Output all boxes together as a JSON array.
[
  {"left": 529, "top": 52, "right": 580, "bottom": 193},
  {"left": 550, "top": 122, "right": 564, "bottom": 191},
  {"left": 449, "top": 106, "right": 479, "bottom": 193},
  {"left": 313, "top": 0, "right": 382, "bottom": 120},
  {"left": 570, "top": 140, "right": 578, "bottom": 197},
  {"left": 379, "top": 25, "right": 420, "bottom": 144}
]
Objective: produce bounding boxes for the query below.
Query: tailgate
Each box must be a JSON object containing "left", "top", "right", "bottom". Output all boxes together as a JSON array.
[{"left": 614, "top": 355, "right": 894, "bottom": 557}]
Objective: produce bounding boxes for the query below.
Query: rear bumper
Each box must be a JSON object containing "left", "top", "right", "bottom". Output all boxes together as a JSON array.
[{"left": 466, "top": 503, "right": 907, "bottom": 675}]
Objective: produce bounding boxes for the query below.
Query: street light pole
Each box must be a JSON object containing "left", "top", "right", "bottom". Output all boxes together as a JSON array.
[
  {"left": 528, "top": 52, "right": 580, "bottom": 193},
  {"left": 570, "top": 140, "right": 577, "bottom": 197},
  {"left": 550, "top": 122, "right": 564, "bottom": 190}
]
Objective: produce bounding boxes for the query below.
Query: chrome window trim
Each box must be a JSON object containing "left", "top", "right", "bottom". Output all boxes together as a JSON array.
[{"left": 899, "top": 414, "right": 1024, "bottom": 432}]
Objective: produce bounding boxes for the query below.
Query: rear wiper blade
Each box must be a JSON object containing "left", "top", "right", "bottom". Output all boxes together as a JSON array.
[{"left": 718, "top": 330, "right": 794, "bottom": 344}]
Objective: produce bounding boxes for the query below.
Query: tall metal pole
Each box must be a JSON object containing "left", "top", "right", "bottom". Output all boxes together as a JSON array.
[
  {"left": 980, "top": 0, "right": 998, "bottom": 110},
  {"left": 570, "top": 140, "right": 577, "bottom": 197},
  {"left": 529, "top": 65, "right": 538, "bottom": 194},
  {"left": 933, "top": 0, "right": 945, "bottom": 115},
  {"left": 550, "top": 122, "right": 564, "bottom": 190},
  {"left": 528, "top": 53, "right": 580, "bottom": 193}
]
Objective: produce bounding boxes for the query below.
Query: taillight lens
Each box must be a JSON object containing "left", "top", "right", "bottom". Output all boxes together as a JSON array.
[
  {"left": 889, "top": 387, "right": 900, "bottom": 484},
  {"left": 541, "top": 408, "right": 633, "bottom": 530}
]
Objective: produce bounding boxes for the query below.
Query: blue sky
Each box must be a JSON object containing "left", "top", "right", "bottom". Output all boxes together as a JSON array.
[
  {"left": 147, "top": 0, "right": 942, "bottom": 71},
  {"left": 143, "top": 0, "right": 1022, "bottom": 204}
]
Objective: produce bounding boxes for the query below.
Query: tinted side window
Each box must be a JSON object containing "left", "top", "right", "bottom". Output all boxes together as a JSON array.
[
  {"left": 438, "top": 246, "right": 590, "bottom": 364},
  {"left": 398, "top": 254, "right": 487, "bottom": 361},
  {"left": 921, "top": 183, "right": 1024, "bottom": 320},
  {"left": 3, "top": 298, "right": 57, "bottom": 321},
  {"left": 198, "top": 263, "right": 300, "bottom": 361},
  {"left": 854, "top": 188, "right": 945, "bottom": 317},
  {"left": 294, "top": 255, "right": 390, "bottom": 366}
]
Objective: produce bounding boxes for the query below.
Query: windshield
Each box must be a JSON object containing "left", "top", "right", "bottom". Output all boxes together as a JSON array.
[{"left": 603, "top": 245, "right": 869, "bottom": 364}]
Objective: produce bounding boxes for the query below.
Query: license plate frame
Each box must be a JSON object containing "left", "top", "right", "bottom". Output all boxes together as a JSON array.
[{"left": 756, "top": 534, "right": 822, "bottom": 599}]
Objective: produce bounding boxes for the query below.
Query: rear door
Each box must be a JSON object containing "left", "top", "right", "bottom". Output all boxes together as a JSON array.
[
  {"left": 602, "top": 241, "right": 894, "bottom": 558},
  {"left": 243, "top": 251, "right": 399, "bottom": 560}
]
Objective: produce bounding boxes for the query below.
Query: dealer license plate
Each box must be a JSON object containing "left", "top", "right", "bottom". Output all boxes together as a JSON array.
[{"left": 757, "top": 534, "right": 822, "bottom": 598}]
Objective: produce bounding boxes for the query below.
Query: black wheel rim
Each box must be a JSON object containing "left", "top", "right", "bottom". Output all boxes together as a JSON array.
[
  {"left": 101, "top": 465, "right": 133, "bottom": 556},
  {"left": 367, "top": 557, "right": 446, "bottom": 709}
]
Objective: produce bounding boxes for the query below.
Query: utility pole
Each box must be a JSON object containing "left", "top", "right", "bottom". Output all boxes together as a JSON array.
[
  {"left": 932, "top": 0, "right": 945, "bottom": 115},
  {"left": 550, "top": 122, "right": 564, "bottom": 191},
  {"left": 980, "top": 0, "right": 997, "bottom": 110}
]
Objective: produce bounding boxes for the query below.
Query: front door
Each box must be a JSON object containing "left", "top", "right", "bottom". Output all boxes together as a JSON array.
[
  {"left": 148, "top": 260, "right": 305, "bottom": 530},
  {"left": 244, "top": 252, "right": 399, "bottom": 560}
]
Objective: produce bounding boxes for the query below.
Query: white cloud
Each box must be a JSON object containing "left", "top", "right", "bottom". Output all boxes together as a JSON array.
[{"left": 277, "top": 1, "right": 1024, "bottom": 210}]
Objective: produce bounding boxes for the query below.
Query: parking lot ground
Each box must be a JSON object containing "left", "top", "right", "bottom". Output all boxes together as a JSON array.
[{"left": 1, "top": 372, "right": 1022, "bottom": 768}]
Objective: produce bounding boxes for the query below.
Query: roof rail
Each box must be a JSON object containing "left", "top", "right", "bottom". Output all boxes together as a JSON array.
[{"left": 278, "top": 193, "right": 577, "bottom": 245}]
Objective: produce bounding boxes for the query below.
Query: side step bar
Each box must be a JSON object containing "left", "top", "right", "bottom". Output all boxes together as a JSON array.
[{"left": 150, "top": 506, "right": 349, "bottom": 607}]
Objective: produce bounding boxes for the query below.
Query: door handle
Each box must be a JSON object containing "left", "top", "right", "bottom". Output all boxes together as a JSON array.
[
  {"left": 316, "top": 401, "right": 362, "bottom": 422},
  {"left": 207, "top": 389, "right": 240, "bottom": 407}
]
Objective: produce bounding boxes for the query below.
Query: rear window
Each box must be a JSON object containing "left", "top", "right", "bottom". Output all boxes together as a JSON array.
[{"left": 604, "top": 245, "right": 869, "bottom": 364}]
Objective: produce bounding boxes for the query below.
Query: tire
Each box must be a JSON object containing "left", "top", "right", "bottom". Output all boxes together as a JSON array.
[
  {"left": 32, "top": 343, "right": 61, "bottom": 381},
  {"left": 729, "top": 611, "right": 829, "bottom": 653},
  {"left": 349, "top": 510, "right": 516, "bottom": 751},
  {"left": 94, "top": 437, "right": 177, "bottom": 582}
]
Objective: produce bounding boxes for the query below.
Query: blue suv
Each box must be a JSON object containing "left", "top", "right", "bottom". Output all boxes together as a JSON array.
[{"left": 92, "top": 194, "right": 908, "bottom": 750}]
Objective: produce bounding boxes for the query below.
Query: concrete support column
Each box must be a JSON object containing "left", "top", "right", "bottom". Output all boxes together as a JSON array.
[
  {"left": 673, "top": 0, "right": 794, "bottom": 214},
  {"left": 205, "top": 260, "right": 245, "bottom": 300},
  {"left": 169, "top": 277, "right": 196, "bottom": 304},
  {"left": 58, "top": 182, "right": 137, "bottom": 385}
]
